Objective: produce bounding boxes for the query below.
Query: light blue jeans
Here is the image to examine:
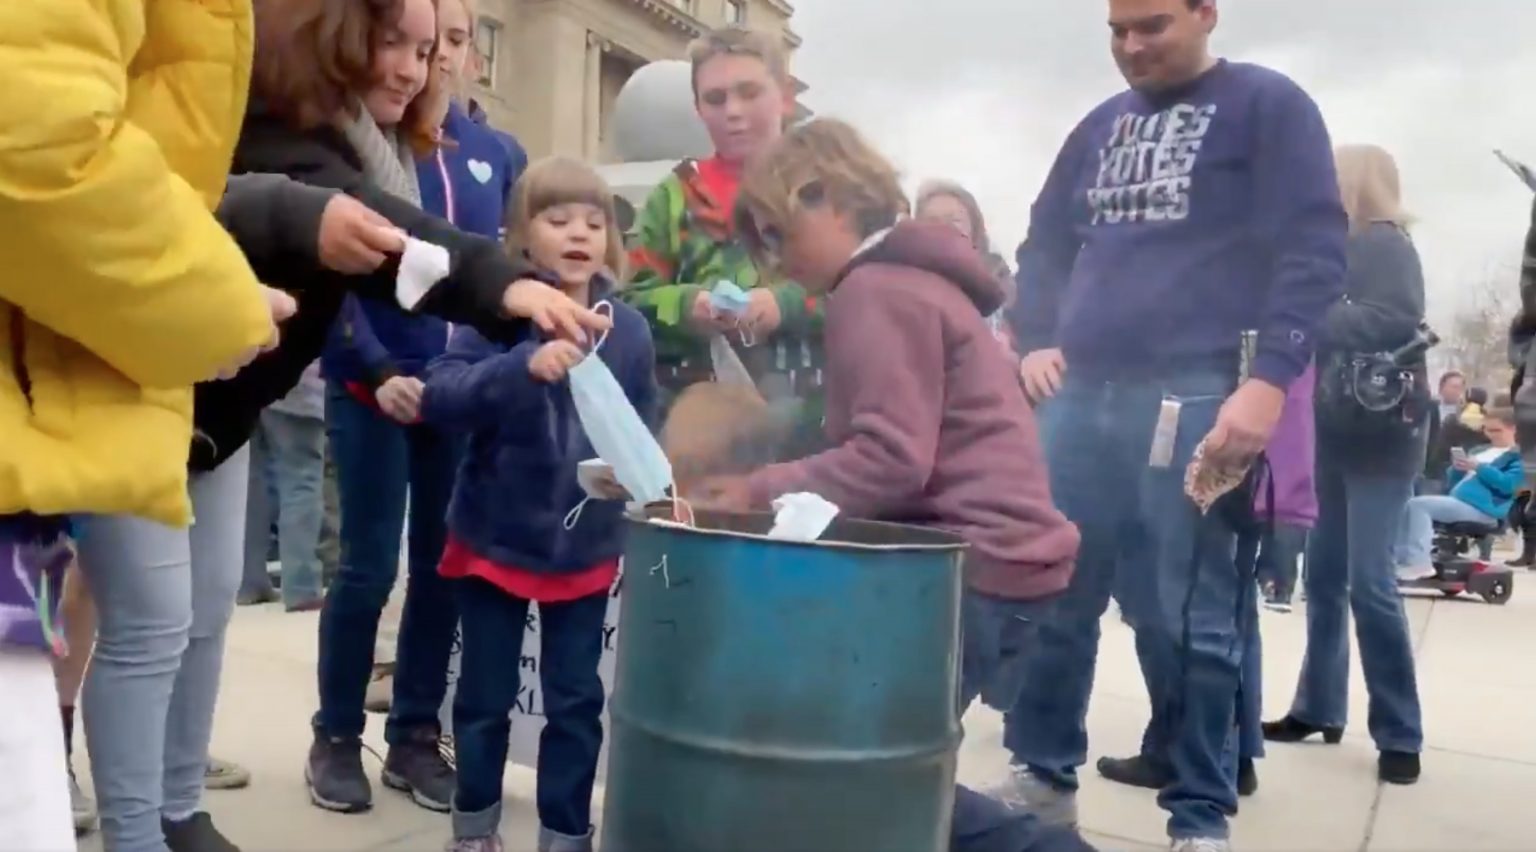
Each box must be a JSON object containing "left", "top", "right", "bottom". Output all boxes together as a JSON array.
[
  {"left": 1290, "top": 458, "right": 1423, "bottom": 753},
  {"left": 1394, "top": 494, "right": 1498, "bottom": 570},
  {"left": 242, "top": 409, "right": 325, "bottom": 606},
  {"left": 77, "top": 447, "right": 249, "bottom": 852}
]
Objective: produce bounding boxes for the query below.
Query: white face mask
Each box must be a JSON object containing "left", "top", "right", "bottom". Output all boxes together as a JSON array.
[{"left": 567, "top": 302, "right": 674, "bottom": 507}]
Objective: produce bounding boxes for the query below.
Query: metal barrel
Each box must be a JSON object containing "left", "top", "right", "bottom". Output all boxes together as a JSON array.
[{"left": 600, "top": 507, "right": 966, "bottom": 852}]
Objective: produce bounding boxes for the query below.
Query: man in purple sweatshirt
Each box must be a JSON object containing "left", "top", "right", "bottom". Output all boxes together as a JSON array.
[{"left": 999, "top": 1, "right": 1346, "bottom": 850}]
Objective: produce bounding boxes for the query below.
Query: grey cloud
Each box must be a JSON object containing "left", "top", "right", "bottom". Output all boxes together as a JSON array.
[{"left": 792, "top": 0, "right": 1536, "bottom": 320}]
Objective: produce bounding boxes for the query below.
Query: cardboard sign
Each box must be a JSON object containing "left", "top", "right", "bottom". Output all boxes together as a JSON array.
[{"left": 439, "top": 575, "right": 622, "bottom": 773}]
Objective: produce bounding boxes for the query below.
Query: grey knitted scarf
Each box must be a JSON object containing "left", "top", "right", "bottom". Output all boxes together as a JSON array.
[{"left": 342, "top": 105, "right": 422, "bottom": 207}]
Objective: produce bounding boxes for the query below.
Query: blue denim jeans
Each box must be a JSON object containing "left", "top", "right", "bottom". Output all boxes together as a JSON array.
[
  {"left": 951, "top": 786, "right": 1098, "bottom": 852},
  {"left": 77, "top": 448, "right": 249, "bottom": 852},
  {"left": 960, "top": 590, "right": 1054, "bottom": 712},
  {"left": 242, "top": 409, "right": 326, "bottom": 606},
  {"left": 451, "top": 578, "right": 608, "bottom": 840},
  {"left": 1290, "top": 458, "right": 1424, "bottom": 753},
  {"left": 1394, "top": 494, "right": 1498, "bottom": 569},
  {"left": 316, "top": 386, "right": 460, "bottom": 743},
  {"left": 1004, "top": 368, "right": 1244, "bottom": 840}
]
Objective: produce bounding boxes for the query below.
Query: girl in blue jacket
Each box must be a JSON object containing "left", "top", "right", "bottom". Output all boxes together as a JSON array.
[
  {"left": 423, "top": 156, "right": 655, "bottom": 852},
  {"left": 311, "top": 0, "right": 531, "bottom": 815}
]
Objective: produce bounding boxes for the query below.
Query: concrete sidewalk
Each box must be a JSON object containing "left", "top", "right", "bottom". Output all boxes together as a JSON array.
[{"left": 79, "top": 580, "right": 1536, "bottom": 851}]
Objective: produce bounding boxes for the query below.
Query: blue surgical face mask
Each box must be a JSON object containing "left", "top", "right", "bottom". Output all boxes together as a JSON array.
[
  {"left": 708, "top": 280, "right": 752, "bottom": 316},
  {"left": 567, "top": 302, "right": 673, "bottom": 507}
]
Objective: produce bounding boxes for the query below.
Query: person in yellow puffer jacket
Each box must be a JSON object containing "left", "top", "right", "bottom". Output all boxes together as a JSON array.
[
  {"left": 0, "top": 1, "right": 280, "bottom": 849},
  {"left": 0, "top": 0, "right": 280, "bottom": 529}
]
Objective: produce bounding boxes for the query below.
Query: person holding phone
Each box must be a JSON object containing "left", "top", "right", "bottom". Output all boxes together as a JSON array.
[{"left": 1395, "top": 407, "right": 1524, "bottom": 583}]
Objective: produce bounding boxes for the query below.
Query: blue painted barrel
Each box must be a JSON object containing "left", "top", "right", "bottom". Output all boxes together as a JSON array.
[{"left": 599, "top": 507, "right": 966, "bottom": 852}]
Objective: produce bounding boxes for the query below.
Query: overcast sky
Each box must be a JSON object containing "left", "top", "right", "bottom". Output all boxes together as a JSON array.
[{"left": 791, "top": 0, "right": 1535, "bottom": 324}]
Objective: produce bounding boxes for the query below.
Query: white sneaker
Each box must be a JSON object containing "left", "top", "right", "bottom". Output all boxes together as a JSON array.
[
  {"left": 981, "top": 765, "right": 1079, "bottom": 827},
  {"left": 1396, "top": 565, "right": 1436, "bottom": 582},
  {"left": 1170, "top": 838, "right": 1232, "bottom": 852}
]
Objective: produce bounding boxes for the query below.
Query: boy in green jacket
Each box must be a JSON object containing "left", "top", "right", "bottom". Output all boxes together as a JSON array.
[{"left": 621, "top": 25, "right": 826, "bottom": 456}]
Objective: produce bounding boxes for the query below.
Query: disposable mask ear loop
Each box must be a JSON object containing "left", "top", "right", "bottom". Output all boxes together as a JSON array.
[
  {"left": 563, "top": 496, "right": 593, "bottom": 531},
  {"left": 589, "top": 300, "right": 615, "bottom": 353},
  {"left": 738, "top": 325, "right": 757, "bottom": 349},
  {"left": 669, "top": 475, "right": 700, "bottom": 531}
]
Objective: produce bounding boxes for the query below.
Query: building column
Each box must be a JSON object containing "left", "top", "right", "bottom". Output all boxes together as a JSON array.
[{"left": 584, "top": 32, "right": 608, "bottom": 161}]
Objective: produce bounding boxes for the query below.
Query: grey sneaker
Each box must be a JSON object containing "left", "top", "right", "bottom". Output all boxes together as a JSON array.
[
  {"left": 1170, "top": 839, "right": 1232, "bottom": 852},
  {"left": 445, "top": 837, "right": 503, "bottom": 852},
  {"left": 70, "top": 771, "right": 97, "bottom": 835},
  {"left": 204, "top": 757, "right": 251, "bottom": 790},
  {"left": 538, "top": 826, "right": 594, "bottom": 852},
  {"left": 983, "top": 765, "right": 1078, "bottom": 827},
  {"left": 382, "top": 728, "right": 454, "bottom": 812}
]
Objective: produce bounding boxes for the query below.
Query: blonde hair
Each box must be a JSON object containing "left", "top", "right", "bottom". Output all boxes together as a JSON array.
[
  {"left": 914, "top": 178, "right": 991, "bottom": 254},
  {"left": 508, "top": 157, "right": 626, "bottom": 279},
  {"left": 1335, "top": 144, "right": 1411, "bottom": 234},
  {"left": 734, "top": 118, "right": 909, "bottom": 274},
  {"left": 687, "top": 25, "right": 789, "bottom": 95}
]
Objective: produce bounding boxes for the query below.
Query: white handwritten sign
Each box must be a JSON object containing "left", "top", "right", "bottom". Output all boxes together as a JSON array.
[{"left": 439, "top": 575, "right": 622, "bottom": 772}]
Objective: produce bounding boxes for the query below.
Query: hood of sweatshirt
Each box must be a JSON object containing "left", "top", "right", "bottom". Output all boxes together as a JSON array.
[{"left": 839, "top": 220, "right": 1007, "bottom": 317}]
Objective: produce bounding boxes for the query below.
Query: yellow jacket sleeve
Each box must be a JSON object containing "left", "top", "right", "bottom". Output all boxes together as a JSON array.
[{"left": 0, "top": 1, "right": 272, "bottom": 389}]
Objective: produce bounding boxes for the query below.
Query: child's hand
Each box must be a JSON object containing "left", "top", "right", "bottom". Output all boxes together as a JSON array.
[
  {"left": 589, "top": 467, "right": 631, "bottom": 501},
  {"left": 741, "top": 289, "right": 782, "bottom": 338},
  {"left": 528, "top": 340, "right": 586, "bottom": 383},
  {"left": 689, "top": 290, "right": 739, "bottom": 335},
  {"left": 376, "top": 376, "right": 425, "bottom": 424}
]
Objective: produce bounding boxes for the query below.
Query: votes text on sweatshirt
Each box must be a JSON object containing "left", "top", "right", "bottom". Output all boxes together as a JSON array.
[{"left": 1013, "top": 61, "right": 1347, "bottom": 388}]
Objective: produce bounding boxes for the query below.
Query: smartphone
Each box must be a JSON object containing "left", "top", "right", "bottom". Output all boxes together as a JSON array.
[{"left": 1451, "top": 447, "right": 1469, "bottom": 464}]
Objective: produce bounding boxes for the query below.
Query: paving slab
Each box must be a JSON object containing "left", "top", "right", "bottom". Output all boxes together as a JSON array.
[{"left": 72, "top": 567, "right": 1536, "bottom": 851}]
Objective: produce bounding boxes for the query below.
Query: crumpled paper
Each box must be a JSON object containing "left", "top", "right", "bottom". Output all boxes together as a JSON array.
[
  {"left": 1182, "top": 439, "right": 1254, "bottom": 514},
  {"left": 766, "top": 493, "right": 840, "bottom": 542}
]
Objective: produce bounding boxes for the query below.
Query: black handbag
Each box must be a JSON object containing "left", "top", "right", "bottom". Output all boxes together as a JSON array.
[{"left": 1315, "top": 324, "right": 1437, "bottom": 439}]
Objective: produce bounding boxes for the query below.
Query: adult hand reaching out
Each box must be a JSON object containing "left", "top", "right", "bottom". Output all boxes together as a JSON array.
[
  {"left": 375, "top": 376, "right": 425, "bottom": 424},
  {"left": 317, "top": 195, "right": 405, "bottom": 274},
  {"left": 503, "top": 280, "right": 612, "bottom": 345}
]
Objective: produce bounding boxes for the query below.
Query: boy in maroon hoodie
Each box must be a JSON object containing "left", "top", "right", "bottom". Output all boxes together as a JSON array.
[{"left": 697, "top": 118, "right": 1088, "bottom": 852}]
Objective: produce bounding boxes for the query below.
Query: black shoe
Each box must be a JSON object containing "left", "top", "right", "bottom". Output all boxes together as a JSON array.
[
  {"left": 162, "top": 812, "right": 239, "bottom": 852},
  {"left": 1095, "top": 754, "right": 1171, "bottom": 790},
  {"left": 306, "top": 730, "right": 372, "bottom": 813},
  {"left": 1261, "top": 715, "right": 1343, "bottom": 744},
  {"left": 1237, "top": 757, "right": 1258, "bottom": 797},
  {"left": 1510, "top": 544, "right": 1536, "bottom": 568},
  {"left": 382, "top": 727, "right": 454, "bottom": 812},
  {"left": 1379, "top": 750, "right": 1421, "bottom": 785}
]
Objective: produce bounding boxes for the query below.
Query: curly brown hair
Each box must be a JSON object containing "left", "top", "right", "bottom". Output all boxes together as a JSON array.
[
  {"left": 734, "top": 118, "right": 908, "bottom": 275},
  {"left": 253, "top": 0, "right": 446, "bottom": 156}
]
